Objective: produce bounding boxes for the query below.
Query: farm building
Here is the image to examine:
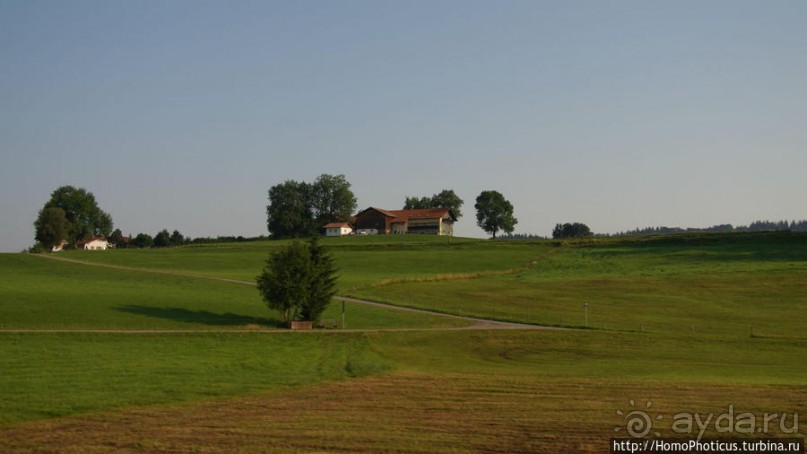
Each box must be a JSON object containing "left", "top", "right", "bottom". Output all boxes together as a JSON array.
[
  {"left": 353, "top": 207, "right": 456, "bottom": 236},
  {"left": 78, "top": 237, "right": 110, "bottom": 250},
  {"left": 324, "top": 222, "right": 353, "bottom": 237}
]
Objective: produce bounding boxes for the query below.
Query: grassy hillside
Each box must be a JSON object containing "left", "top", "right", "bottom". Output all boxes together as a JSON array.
[
  {"left": 0, "top": 332, "right": 389, "bottom": 425},
  {"left": 2, "top": 330, "right": 804, "bottom": 451},
  {"left": 353, "top": 232, "right": 807, "bottom": 338},
  {"left": 57, "top": 235, "right": 543, "bottom": 290},
  {"left": 0, "top": 254, "right": 467, "bottom": 330},
  {"left": 1, "top": 232, "right": 805, "bottom": 452}
]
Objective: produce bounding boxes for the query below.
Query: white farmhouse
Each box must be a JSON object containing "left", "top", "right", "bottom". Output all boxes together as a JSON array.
[
  {"left": 324, "top": 222, "right": 353, "bottom": 237},
  {"left": 80, "top": 238, "right": 110, "bottom": 250}
]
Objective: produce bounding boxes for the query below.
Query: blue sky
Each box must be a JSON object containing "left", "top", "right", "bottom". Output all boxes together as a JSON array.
[{"left": 1, "top": 0, "right": 805, "bottom": 251}]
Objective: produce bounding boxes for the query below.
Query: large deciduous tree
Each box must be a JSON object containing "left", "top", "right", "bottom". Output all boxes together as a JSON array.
[
  {"left": 266, "top": 174, "right": 357, "bottom": 238},
  {"left": 403, "top": 196, "right": 432, "bottom": 210},
  {"left": 256, "top": 238, "right": 337, "bottom": 324},
  {"left": 35, "top": 185, "right": 113, "bottom": 248},
  {"left": 403, "top": 189, "right": 464, "bottom": 219},
  {"left": 34, "top": 207, "right": 70, "bottom": 250},
  {"left": 311, "top": 174, "right": 358, "bottom": 226},
  {"left": 266, "top": 180, "right": 315, "bottom": 238},
  {"left": 474, "top": 190, "right": 517, "bottom": 239}
]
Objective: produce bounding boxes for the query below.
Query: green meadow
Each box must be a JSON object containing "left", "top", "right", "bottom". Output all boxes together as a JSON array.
[
  {"left": 1, "top": 232, "right": 805, "bottom": 452},
  {"left": 352, "top": 232, "right": 807, "bottom": 338},
  {"left": 0, "top": 253, "right": 467, "bottom": 330}
]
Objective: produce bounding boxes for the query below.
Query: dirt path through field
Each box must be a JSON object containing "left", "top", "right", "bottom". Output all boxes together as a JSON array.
[{"left": 18, "top": 253, "right": 560, "bottom": 332}]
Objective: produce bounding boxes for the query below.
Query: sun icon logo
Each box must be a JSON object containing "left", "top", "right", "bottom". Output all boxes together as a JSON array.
[{"left": 614, "top": 400, "right": 663, "bottom": 438}]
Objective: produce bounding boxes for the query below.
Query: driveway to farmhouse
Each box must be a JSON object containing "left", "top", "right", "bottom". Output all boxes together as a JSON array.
[{"left": 13, "top": 254, "right": 561, "bottom": 333}]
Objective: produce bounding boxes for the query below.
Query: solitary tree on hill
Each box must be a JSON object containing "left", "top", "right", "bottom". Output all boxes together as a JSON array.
[
  {"left": 474, "top": 190, "right": 517, "bottom": 239},
  {"left": 256, "top": 237, "right": 338, "bottom": 324}
]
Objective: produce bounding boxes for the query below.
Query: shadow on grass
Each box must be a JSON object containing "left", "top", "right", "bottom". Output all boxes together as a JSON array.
[{"left": 116, "top": 305, "right": 280, "bottom": 327}]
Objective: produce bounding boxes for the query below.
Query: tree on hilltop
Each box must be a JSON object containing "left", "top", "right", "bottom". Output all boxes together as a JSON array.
[
  {"left": 474, "top": 190, "right": 517, "bottom": 239},
  {"left": 34, "top": 207, "right": 70, "bottom": 250},
  {"left": 403, "top": 189, "right": 464, "bottom": 219},
  {"left": 266, "top": 174, "right": 357, "bottom": 238},
  {"left": 311, "top": 174, "right": 358, "bottom": 226},
  {"left": 34, "top": 185, "right": 113, "bottom": 249},
  {"left": 552, "top": 223, "right": 593, "bottom": 239}
]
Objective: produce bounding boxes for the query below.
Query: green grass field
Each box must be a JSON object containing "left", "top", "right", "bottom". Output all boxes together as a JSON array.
[
  {"left": 1, "top": 232, "right": 805, "bottom": 452},
  {"left": 353, "top": 232, "right": 807, "bottom": 338},
  {"left": 0, "top": 254, "right": 467, "bottom": 330},
  {"left": 57, "top": 235, "right": 542, "bottom": 290}
]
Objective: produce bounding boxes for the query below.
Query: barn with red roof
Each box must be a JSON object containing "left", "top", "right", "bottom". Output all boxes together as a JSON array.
[{"left": 352, "top": 207, "right": 456, "bottom": 236}]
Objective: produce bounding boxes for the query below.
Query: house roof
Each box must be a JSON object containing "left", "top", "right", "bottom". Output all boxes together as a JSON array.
[
  {"left": 324, "top": 222, "right": 352, "bottom": 229},
  {"left": 76, "top": 237, "right": 108, "bottom": 247},
  {"left": 356, "top": 207, "right": 399, "bottom": 218},
  {"left": 389, "top": 208, "right": 454, "bottom": 221},
  {"left": 355, "top": 207, "right": 456, "bottom": 223}
]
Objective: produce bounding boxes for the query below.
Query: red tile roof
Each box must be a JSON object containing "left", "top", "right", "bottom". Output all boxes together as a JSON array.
[
  {"left": 355, "top": 207, "right": 455, "bottom": 223},
  {"left": 324, "top": 222, "right": 352, "bottom": 229},
  {"left": 388, "top": 208, "right": 453, "bottom": 221}
]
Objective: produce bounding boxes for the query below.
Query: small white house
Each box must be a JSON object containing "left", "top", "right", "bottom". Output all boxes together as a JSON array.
[
  {"left": 82, "top": 238, "right": 109, "bottom": 250},
  {"left": 324, "top": 222, "right": 353, "bottom": 237}
]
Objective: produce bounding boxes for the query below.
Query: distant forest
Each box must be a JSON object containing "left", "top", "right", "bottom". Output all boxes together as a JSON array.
[
  {"left": 500, "top": 219, "right": 807, "bottom": 241},
  {"left": 615, "top": 220, "right": 807, "bottom": 237}
]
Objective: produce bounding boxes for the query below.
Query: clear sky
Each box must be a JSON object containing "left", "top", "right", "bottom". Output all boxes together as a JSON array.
[{"left": 2, "top": 0, "right": 805, "bottom": 251}]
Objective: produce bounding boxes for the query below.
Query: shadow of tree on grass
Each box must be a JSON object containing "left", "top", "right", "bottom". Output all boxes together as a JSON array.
[{"left": 116, "top": 305, "right": 281, "bottom": 327}]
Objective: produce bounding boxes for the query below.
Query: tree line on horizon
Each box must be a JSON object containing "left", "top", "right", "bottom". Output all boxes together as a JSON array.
[
  {"left": 614, "top": 220, "right": 807, "bottom": 237},
  {"left": 41, "top": 182, "right": 800, "bottom": 248}
]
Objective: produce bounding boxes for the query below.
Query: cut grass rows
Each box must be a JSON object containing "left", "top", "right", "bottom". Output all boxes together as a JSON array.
[
  {"left": 0, "top": 332, "right": 391, "bottom": 426},
  {"left": 3, "top": 329, "right": 804, "bottom": 429},
  {"left": 2, "top": 338, "right": 806, "bottom": 452}
]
